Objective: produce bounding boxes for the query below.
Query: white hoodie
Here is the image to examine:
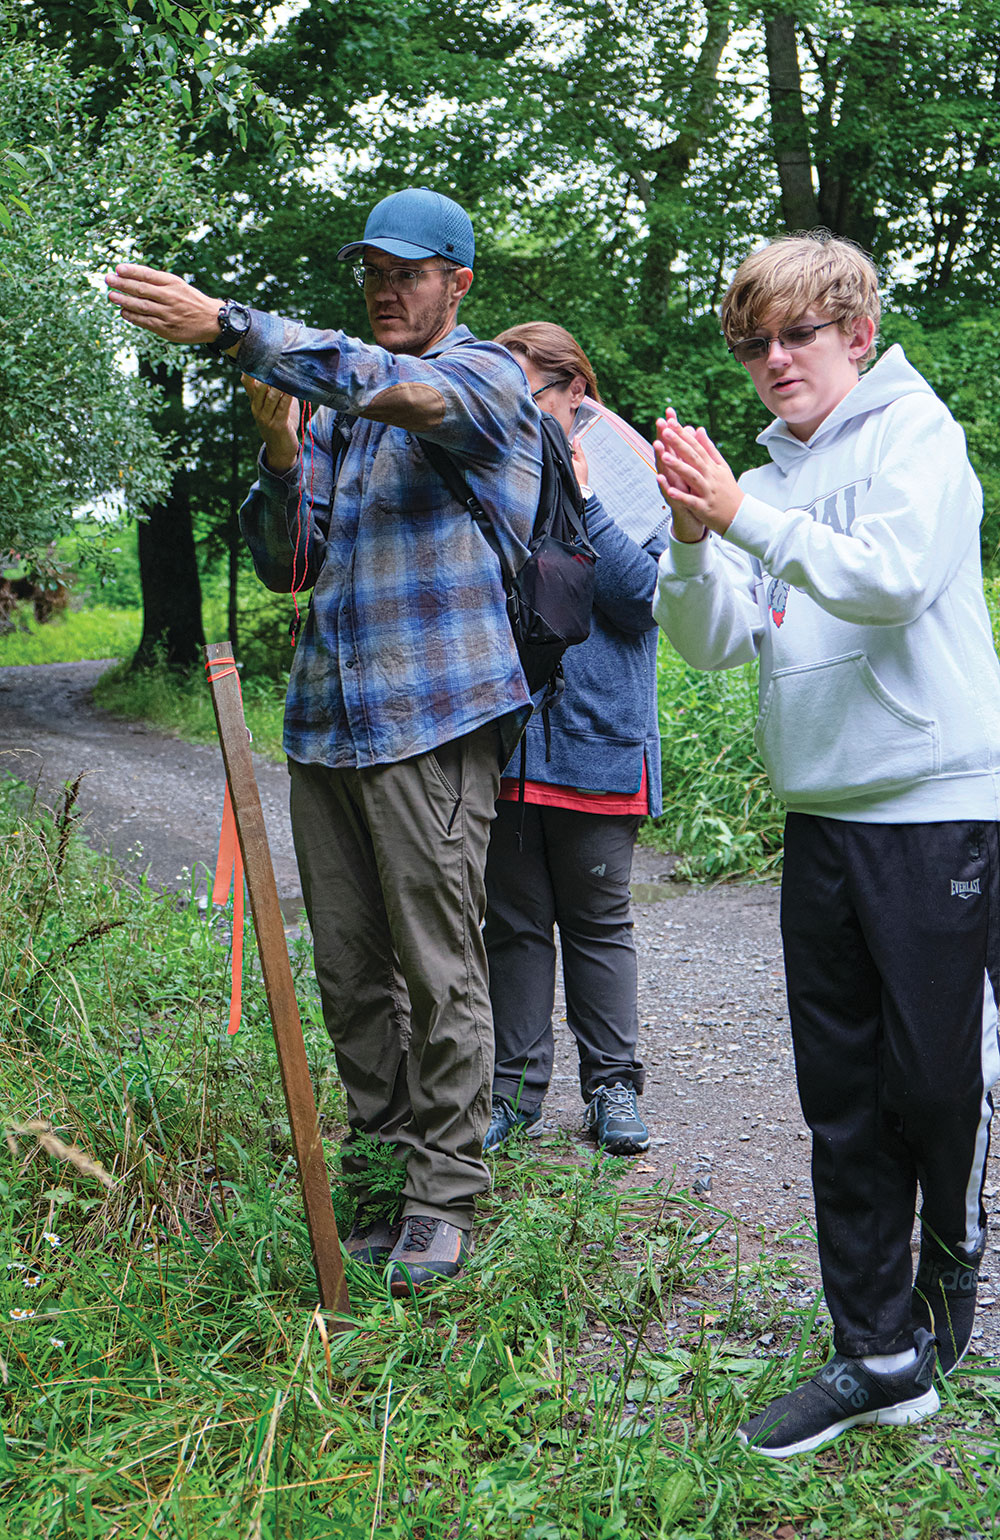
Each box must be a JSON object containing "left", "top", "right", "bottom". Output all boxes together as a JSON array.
[{"left": 653, "top": 345, "right": 1000, "bottom": 820}]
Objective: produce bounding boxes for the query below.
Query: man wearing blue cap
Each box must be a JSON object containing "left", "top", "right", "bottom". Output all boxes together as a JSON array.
[{"left": 106, "top": 188, "right": 541, "bottom": 1294}]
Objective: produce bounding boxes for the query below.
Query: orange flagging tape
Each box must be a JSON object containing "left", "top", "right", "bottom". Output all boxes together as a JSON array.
[{"left": 206, "top": 656, "right": 245, "bottom": 1035}]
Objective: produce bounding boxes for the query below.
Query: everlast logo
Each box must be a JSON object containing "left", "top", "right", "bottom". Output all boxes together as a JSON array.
[{"left": 818, "top": 1361, "right": 870, "bottom": 1410}]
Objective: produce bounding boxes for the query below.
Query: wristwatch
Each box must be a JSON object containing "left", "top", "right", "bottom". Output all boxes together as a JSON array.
[{"left": 207, "top": 299, "right": 252, "bottom": 355}]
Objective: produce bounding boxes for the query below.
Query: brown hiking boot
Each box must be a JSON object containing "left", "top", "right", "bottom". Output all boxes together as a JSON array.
[{"left": 386, "top": 1215, "right": 470, "bottom": 1295}]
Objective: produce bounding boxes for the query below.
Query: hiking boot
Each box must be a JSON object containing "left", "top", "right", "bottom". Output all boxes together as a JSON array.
[
  {"left": 386, "top": 1216, "right": 470, "bottom": 1296},
  {"left": 585, "top": 1082, "right": 650, "bottom": 1155},
  {"left": 912, "top": 1229, "right": 985, "bottom": 1375},
  {"left": 483, "top": 1095, "right": 543, "bottom": 1154},
  {"left": 343, "top": 1212, "right": 402, "bottom": 1266},
  {"left": 738, "top": 1328, "right": 939, "bottom": 1459}
]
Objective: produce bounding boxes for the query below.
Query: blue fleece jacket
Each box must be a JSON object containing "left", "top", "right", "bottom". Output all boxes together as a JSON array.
[{"left": 502, "top": 495, "right": 663, "bottom": 816}]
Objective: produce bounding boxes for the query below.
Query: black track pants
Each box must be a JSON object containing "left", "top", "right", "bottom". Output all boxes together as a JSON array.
[
  {"left": 781, "top": 813, "right": 1000, "bottom": 1357},
  {"left": 484, "top": 800, "right": 644, "bottom": 1105}
]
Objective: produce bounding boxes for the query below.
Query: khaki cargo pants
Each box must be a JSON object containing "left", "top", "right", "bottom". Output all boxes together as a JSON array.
[{"left": 288, "top": 721, "right": 502, "bottom": 1231}]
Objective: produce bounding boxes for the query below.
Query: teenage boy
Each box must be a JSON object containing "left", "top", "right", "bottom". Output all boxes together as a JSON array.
[{"left": 652, "top": 230, "right": 1000, "bottom": 1458}]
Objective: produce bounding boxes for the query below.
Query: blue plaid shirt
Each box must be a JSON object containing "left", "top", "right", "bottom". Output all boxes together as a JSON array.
[{"left": 238, "top": 315, "right": 540, "bottom": 768}]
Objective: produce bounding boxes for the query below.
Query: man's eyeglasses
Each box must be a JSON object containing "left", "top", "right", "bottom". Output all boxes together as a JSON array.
[
  {"left": 531, "top": 376, "right": 572, "bottom": 399},
  {"left": 352, "top": 263, "right": 451, "bottom": 295},
  {"left": 729, "top": 319, "right": 838, "bottom": 365}
]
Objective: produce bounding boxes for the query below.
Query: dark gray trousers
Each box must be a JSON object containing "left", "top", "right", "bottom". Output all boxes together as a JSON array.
[
  {"left": 288, "top": 722, "right": 501, "bottom": 1230},
  {"left": 484, "top": 799, "right": 645, "bottom": 1105},
  {"left": 782, "top": 813, "right": 999, "bottom": 1357}
]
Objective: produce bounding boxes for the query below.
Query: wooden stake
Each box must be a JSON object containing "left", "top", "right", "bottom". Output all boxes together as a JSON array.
[{"left": 204, "top": 641, "right": 350, "bottom": 1321}]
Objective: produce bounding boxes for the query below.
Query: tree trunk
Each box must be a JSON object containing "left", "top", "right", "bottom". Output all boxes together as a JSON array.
[
  {"left": 765, "top": 11, "right": 820, "bottom": 232},
  {"left": 132, "top": 363, "right": 205, "bottom": 669}
]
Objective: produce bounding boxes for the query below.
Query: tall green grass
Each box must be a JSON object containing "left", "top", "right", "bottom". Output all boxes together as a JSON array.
[
  {"left": 0, "top": 606, "right": 141, "bottom": 666},
  {"left": 1, "top": 778, "right": 998, "bottom": 1537},
  {"left": 650, "top": 642, "right": 783, "bottom": 881}
]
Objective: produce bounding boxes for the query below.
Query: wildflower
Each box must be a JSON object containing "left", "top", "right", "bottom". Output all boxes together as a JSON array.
[
  {"left": 41, "top": 1232, "right": 61, "bottom": 1248},
  {"left": 49, "top": 1338, "right": 65, "bottom": 1348},
  {"left": 4, "top": 1262, "right": 26, "bottom": 1271},
  {"left": 9, "top": 1309, "right": 36, "bottom": 1320},
  {"left": 22, "top": 1276, "right": 41, "bottom": 1289}
]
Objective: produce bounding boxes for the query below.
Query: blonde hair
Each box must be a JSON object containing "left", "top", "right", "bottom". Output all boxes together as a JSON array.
[
  {"left": 494, "top": 321, "right": 603, "bottom": 403},
  {"left": 721, "top": 231, "right": 881, "bottom": 364}
]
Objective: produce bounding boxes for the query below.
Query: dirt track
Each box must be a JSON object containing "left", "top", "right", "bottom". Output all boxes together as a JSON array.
[{"left": 2, "top": 658, "right": 998, "bottom": 1362}]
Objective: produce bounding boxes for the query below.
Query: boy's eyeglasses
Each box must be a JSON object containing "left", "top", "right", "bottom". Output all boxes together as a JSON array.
[
  {"left": 729, "top": 319, "right": 838, "bottom": 364},
  {"left": 352, "top": 263, "right": 451, "bottom": 295}
]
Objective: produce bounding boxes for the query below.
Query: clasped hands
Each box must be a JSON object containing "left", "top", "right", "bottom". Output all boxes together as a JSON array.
[{"left": 654, "top": 408, "right": 744, "bottom": 543}]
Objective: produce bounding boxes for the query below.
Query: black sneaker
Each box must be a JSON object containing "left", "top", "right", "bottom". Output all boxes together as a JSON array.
[
  {"left": 483, "top": 1095, "right": 543, "bottom": 1154},
  {"left": 739, "top": 1328, "right": 939, "bottom": 1459},
  {"left": 343, "top": 1212, "right": 402, "bottom": 1266},
  {"left": 386, "top": 1216, "right": 470, "bottom": 1296},
  {"left": 912, "top": 1230, "right": 985, "bottom": 1375},
  {"left": 585, "top": 1082, "right": 650, "bottom": 1155}
]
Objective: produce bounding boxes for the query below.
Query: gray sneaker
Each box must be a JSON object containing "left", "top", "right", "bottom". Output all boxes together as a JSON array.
[
  {"left": 387, "top": 1215, "right": 470, "bottom": 1295},
  {"left": 585, "top": 1082, "right": 650, "bottom": 1155},
  {"left": 343, "top": 1212, "right": 402, "bottom": 1266},
  {"left": 483, "top": 1095, "right": 543, "bottom": 1153}
]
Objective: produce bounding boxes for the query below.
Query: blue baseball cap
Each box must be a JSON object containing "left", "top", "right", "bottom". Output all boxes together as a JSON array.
[{"left": 336, "top": 187, "right": 475, "bottom": 270}]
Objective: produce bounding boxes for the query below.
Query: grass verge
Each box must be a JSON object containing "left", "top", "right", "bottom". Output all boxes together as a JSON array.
[
  {"left": 2, "top": 777, "right": 999, "bottom": 1537},
  {"left": 0, "top": 606, "right": 141, "bottom": 667}
]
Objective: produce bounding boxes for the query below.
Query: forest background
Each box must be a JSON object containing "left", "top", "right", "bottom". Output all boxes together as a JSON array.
[
  {"left": 4, "top": 6, "right": 1000, "bottom": 1536},
  {"left": 4, "top": 0, "right": 1000, "bottom": 875}
]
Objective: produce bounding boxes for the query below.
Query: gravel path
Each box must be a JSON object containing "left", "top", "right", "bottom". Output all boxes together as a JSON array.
[{"left": 2, "top": 658, "right": 998, "bottom": 1366}]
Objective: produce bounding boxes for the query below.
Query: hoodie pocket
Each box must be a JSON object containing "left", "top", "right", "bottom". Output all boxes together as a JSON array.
[{"left": 754, "top": 651, "right": 940, "bottom": 804}]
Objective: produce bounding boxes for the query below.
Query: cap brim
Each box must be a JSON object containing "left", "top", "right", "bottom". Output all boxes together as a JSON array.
[{"left": 336, "top": 237, "right": 440, "bottom": 263}]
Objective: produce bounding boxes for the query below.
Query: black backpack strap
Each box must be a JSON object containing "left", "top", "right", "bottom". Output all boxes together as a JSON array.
[
  {"left": 331, "top": 412, "right": 356, "bottom": 481},
  {"left": 537, "top": 414, "right": 591, "bottom": 548}
]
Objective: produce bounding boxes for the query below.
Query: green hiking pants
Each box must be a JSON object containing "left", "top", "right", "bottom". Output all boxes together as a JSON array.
[{"left": 288, "top": 721, "right": 502, "bottom": 1230}]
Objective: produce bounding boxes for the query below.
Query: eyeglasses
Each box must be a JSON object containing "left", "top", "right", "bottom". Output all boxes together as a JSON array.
[
  {"left": 729, "top": 319, "right": 838, "bottom": 364},
  {"left": 531, "top": 376, "right": 572, "bottom": 399},
  {"left": 352, "top": 263, "right": 451, "bottom": 295}
]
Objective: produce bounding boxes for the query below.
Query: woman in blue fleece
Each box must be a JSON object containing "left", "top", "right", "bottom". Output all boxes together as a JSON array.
[{"left": 483, "top": 323, "right": 663, "bottom": 1157}]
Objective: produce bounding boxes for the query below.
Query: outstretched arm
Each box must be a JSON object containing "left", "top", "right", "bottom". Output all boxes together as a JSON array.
[{"left": 104, "top": 264, "right": 230, "bottom": 348}]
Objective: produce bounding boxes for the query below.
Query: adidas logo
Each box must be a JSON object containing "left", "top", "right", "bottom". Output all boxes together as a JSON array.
[
  {"left": 590, "top": 863, "right": 606, "bottom": 876},
  {"left": 818, "top": 1361, "right": 870, "bottom": 1410}
]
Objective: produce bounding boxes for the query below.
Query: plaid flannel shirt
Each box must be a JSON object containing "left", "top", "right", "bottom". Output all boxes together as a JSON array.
[{"left": 238, "top": 316, "right": 540, "bottom": 768}]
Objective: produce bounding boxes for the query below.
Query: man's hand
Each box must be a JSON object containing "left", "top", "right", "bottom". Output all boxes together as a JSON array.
[
  {"left": 654, "top": 415, "right": 743, "bottom": 538},
  {"left": 242, "top": 375, "right": 300, "bottom": 474},
  {"left": 105, "top": 263, "right": 224, "bottom": 346}
]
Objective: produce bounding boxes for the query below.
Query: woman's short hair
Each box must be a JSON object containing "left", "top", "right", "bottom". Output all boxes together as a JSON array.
[
  {"left": 721, "top": 231, "right": 881, "bottom": 365},
  {"left": 494, "top": 321, "right": 603, "bottom": 403}
]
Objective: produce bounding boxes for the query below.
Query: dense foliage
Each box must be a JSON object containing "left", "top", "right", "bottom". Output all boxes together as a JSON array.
[{"left": 6, "top": 0, "right": 1000, "bottom": 648}]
